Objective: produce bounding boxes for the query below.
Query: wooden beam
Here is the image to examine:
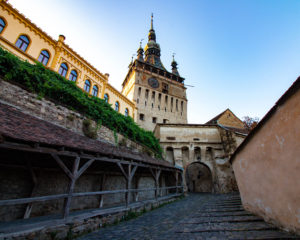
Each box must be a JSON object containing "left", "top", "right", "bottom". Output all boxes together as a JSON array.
[
  {"left": 117, "top": 162, "right": 128, "bottom": 180},
  {"left": 51, "top": 154, "right": 74, "bottom": 180},
  {"left": 0, "top": 142, "right": 178, "bottom": 172},
  {"left": 76, "top": 158, "right": 95, "bottom": 178}
]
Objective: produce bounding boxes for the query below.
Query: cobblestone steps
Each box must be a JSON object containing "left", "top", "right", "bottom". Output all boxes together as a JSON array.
[{"left": 77, "top": 193, "right": 299, "bottom": 240}]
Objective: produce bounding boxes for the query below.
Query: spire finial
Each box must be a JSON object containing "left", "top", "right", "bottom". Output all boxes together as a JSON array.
[
  {"left": 172, "top": 53, "right": 176, "bottom": 61},
  {"left": 140, "top": 38, "right": 144, "bottom": 48},
  {"left": 151, "top": 13, "right": 153, "bottom": 30}
]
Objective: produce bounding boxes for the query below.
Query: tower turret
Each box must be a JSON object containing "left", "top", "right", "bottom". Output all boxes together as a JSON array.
[
  {"left": 144, "top": 14, "right": 165, "bottom": 70},
  {"left": 171, "top": 54, "right": 180, "bottom": 76}
]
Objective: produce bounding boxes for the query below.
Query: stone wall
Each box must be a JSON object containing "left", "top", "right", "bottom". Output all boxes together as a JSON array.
[
  {"left": 155, "top": 124, "right": 243, "bottom": 193},
  {"left": 0, "top": 79, "right": 155, "bottom": 156}
]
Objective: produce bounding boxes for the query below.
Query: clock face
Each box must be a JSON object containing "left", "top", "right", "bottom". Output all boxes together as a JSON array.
[{"left": 148, "top": 77, "right": 159, "bottom": 88}]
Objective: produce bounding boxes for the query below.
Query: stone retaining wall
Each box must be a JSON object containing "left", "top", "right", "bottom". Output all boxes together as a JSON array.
[{"left": 0, "top": 79, "right": 155, "bottom": 157}]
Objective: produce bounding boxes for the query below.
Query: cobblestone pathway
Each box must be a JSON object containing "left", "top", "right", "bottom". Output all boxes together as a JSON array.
[{"left": 78, "top": 193, "right": 298, "bottom": 240}]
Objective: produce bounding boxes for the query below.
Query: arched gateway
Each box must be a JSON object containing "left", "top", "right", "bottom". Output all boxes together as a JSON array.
[{"left": 185, "top": 162, "right": 213, "bottom": 192}]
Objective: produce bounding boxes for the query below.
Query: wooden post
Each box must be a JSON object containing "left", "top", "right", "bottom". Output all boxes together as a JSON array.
[
  {"left": 99, "top": 174, "right": 106, "bottom": 208},
  {"left": 150, "top": 168, "right": 161, "bottom": 200},
  {"left": 23, "top": 161, "right": 38, "bottom": 219},
  {"left": 134, "top": 176, "right": 140, "bottom": 202},
  {"left": 117, "top": 163, "right": 138, "bottom": 207},
  {"left": 51, "top": 154, "right": 95, "bottom": 219},
  {"left": 63, "top": 157, "right": 80, "bottom": 219},
  {"left": 175, "top": 171, "right": 178, "bottom": 194}
]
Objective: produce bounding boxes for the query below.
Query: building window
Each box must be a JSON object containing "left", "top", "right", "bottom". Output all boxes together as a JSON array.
[
  {"left": 171, "top": 97, "right": 173, "bottom": 112},
  {"left": 152, "top": 91, "right": 155, "bottom": 101},
  {"left": 69, "top": 70, "right": 77, "bottom": 82},
  {"left": 58, "top": 63, "right": 68, "bottom": 77},
  {"left": 152, "top": 103, "right": 153, "bottom": 108},
  {"left": 163, "top": 119, "right": 167, "bottom": 124},
  {"left": 145, "top": 89, "right": 149, "bottom": 99},
  {"left": 139, "top": 113, "right": 144, "bottom": 121},
  {"left": 181, "top": 101, "right": 184, "bottom": 112},
  {"left": 125, "top": 108, "right": 129, "bottom": 117},
  {"left": 104, "top": 93, "right": 109, "bottom": 103},
  {"left": 158, "top": 93, "right": 161, "bottom": 103},
  {"left": 15, "top": 35, "right": 30, "bottom": 52},
  {"left": 152, "top": 117, "right": 156, "bottom": 123},
  {"left": 145, "top": 101, "right": 147, "bottom": 106},
  {"left": 38, "top": 50, "right": 50, "bottom": 66},
  {"left": 92, "top": 85, "right": 98, "bottom": 97},
  {"left": 84, "top": 80, "right": 91, "bottom": 92},
  {"left": 162, "top": 83, "right": 169, "bottom": 94},
  {"left": 137, "top": 98, "right": 139, "bottom": 104},
  {"left": 115, "top": 101, "right": 119, "bottom": 111},
  {"left": 0, "top": 18, "right": 6, "bottom": 33},
  {"left": 138, "top": 87, "right": 141, "bottom": 97},
  {"left": 176, "top": 99, "right": 178, "bottom": 111}
]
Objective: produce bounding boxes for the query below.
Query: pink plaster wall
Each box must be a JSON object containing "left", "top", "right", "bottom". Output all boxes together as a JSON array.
[{"left": 232, "top": 89, "right": 300, "bottom": 234}]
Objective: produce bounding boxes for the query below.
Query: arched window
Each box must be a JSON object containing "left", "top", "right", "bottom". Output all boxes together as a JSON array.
[
  {"left": 84, "top": 80, "right": 91, "bottom": 93},
  {"left": 0, "top": 18, "right": 6, "bottom": 33},
  {"left": 69, "top": 70, "right": 77, "bottom": 82},
  {"left": 15, "top": 35, "right": 30, "bottom": 52},
  {"left": 125, "top": 108, "right": 129, "bottom": 117},
  {"left": 58, "top": 63, "right": 68, "bottom": 77},
  {"left": 104, "top": 93, "right": 109, "bottom": 103},
  {"left": 92, "top": 85, "right": 98, "bottom": 97},
  {"left": 115, "top": 101, "right": 119, "bottom": 112},
  {"left": 38, "top": 50, "right": 50, "bottom": 66}
]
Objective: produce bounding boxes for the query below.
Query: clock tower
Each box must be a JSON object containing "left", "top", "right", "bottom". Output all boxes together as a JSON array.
[{"left": 121, "top": 15, "right": 187, "bottom": 131}]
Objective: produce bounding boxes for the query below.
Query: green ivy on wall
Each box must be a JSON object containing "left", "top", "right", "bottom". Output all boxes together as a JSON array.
[{"left": 0, "top": 47, "right": 162, "bottom": 157}]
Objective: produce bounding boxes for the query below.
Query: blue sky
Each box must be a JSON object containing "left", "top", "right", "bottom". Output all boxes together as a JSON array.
[{"left": 9, "top": 0, "right": 300, "bottom": 123}]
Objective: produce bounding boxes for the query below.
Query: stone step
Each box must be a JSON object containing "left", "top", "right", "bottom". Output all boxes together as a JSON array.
[
  {"left": 181, "top": 215, "right": 263, "bottom": 224},
  {"left": 200, "top": 208, "right": 245, "bottom": 212},
  {"left": 175, "top": 221, "right": 277, "bottom": 233},
  {"left": 191, "top": 212, "right": 254, "bottom": 217},
  {"left": 177, "top": 230, "right": 298, "bottom": 239}
]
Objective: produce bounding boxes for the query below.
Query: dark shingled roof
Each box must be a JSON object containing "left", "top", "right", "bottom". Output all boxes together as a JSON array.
[
  {"left": 230, "top": 76, "right": 300, "bottom": 163},
  {"left": 0, "top": 102, "right": 175, "bottom": 169}
]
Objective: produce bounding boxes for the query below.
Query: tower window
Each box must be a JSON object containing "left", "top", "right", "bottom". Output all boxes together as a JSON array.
[
  {"left": 145, "top": 101, "right": 147, "bottom": 106},
  {"left": 69, "top": 70, "right": 78, "bottom": 82},
  {"left": 152, "top": 103, "right": 154, "bottom": 108},
  {"left": 162, "top": 83, "right": 169, "bottom": 94},
  {"left": 158, "top": 93, "right": 161, "bottom": 103},
  {"left": 58, "top": 63, "right": 68, "bottom": 77},
  {"left": 0, "top": 18, "right": 6, "bottom": 33},
  {"left": 139, "top": 113, "right": 144, "bottom": 121},
  {"left": 15, "top": 35, "right": 30, "bottom": 52},
  {"left": 138, "top": 87, "right": 141, "bottom": 97},
  {"left": 181, "top": 101, "right": 184, "bottom": 112},
  {"left": 171, "top": 97, "right": 173, "bottom": 112},
  {"left": 38, "top": 50, "right": 50, "bottom": 66},
  {"left": 145, "top": 89, "right": 149, "bottom": 99},
  {"left": 152, "top": 117, "right": 157, "bottom": 123},
  {"left": 84, "top": 80, "right": 91, "bottom": 92},
  {"left": 152, "top": 91, "right": 155, "bottom": 101},
  {"left": 163, "top": 119, "right": 168, "bottom": 124},
  {"left": 176, "top": 99, "right": 178, "bottom": 111},
  {"left": 137, "top": 98, "right": 139, "bottom": 104},
  {"left": 92, "top": 85, "right": 98, "bottom": 97}
]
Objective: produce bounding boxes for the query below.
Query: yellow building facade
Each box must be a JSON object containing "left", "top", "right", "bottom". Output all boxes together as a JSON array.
[{"left": 0, "top": 0, "right": 135, "bottom": 118}]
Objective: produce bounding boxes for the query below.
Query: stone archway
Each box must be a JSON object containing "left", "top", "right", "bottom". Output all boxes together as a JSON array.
[{"left": 185, "top": 162, "right": 213, "bottom": 193}]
